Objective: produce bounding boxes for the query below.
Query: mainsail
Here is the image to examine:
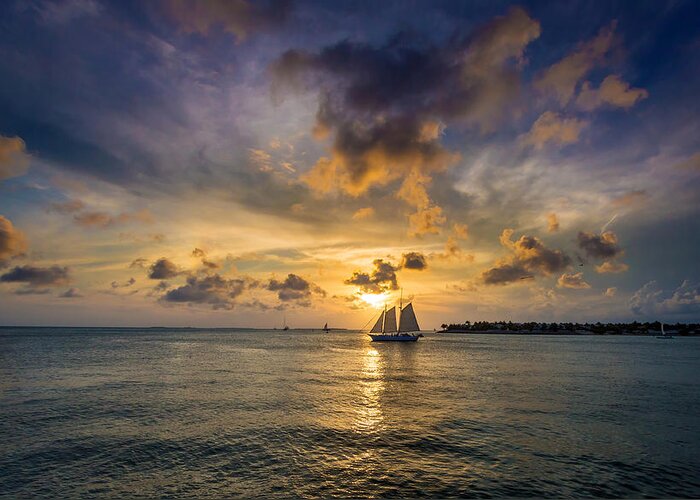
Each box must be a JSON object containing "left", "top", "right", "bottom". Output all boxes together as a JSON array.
[
  {"left": 383, "top": 307, "right": 398, "bottom": 333},
  {"left": 398, "top": 303, "right": 420, "bottom": 333},
  {"left": 370, "top": 311, "right": 385, "bottom": 333}
]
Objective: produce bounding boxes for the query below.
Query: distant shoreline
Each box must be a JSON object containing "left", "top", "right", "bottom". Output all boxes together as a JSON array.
[{"left": 438, "top": 329, "right": 700, "bottom": 336}]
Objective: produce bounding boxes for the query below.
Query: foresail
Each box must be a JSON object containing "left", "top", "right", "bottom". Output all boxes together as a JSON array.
[
  {"left": 398, "top": 303, "right": 420, "bottom": 332},
  {"left": 370, "top": 311, "right": 385, "bottom": 333},
  {"left": 384, "top": 307, "right": 398, "bottom": 333}
]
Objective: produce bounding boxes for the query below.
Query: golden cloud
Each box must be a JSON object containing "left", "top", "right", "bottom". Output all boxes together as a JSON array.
[
  {"left": 0, "top": 215, "right": 27, "bottom": 264},
  {"left": 557, "top": 272, "right": 591, "bottom": 289},
  {"left": 535, "top": 22, "right": 617, "bottom": 105},
  {"left": 522, "top": 111, "right": 588, "bottom": 149},
  {"left": 576, "top": 74, "right": 648, "bottom": 111},
  {"left": 547, "top": 213, "right": 560, "bottom": 233},
  {"left": 595, "top": 260, "right": 629, "bottom": 274},
  {"left": 0, "top": 135, "right": 29, "bottom": 181}
]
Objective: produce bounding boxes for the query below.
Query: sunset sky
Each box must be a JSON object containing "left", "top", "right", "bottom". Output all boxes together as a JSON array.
[{"left": 1, "top": 0, "right": 699, "bottom": 327}]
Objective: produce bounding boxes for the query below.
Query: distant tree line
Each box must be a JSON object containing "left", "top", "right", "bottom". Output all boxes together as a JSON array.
[{"left": 439, "top": 321, "right": 700, "bottom": 335}]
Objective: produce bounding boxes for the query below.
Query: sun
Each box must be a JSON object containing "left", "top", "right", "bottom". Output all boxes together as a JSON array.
[{"left": 359, "top": 292, "right": 391, "bottom": 309}]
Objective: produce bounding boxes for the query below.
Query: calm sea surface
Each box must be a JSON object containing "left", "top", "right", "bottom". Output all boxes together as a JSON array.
[{"left": 1, "top": 328, "right": 699, "bottom": 498}]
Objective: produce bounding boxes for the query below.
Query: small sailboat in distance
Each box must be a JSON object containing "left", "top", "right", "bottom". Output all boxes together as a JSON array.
[
  {"left": 656, "top": 323, "right": 673, "bottom": 339},
  {"left": 368, "top": 299, "right": 422, "bottom": 342},
  {"left": 282, "top": 314, "right": 289, "bottom": 331},
  {"left": 322, "top": 322, "right": 330, "bottom": 333}
]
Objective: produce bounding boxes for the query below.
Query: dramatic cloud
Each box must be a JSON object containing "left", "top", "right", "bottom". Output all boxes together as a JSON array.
[
  {"left": 0, "top": 265, "right": 69, "bottom": 286},
  {"left": 577, "top": 231, "right": 623, "bottom": 259},
  {"left": 0, "top": 215, "right": 27, "bottom": 264},
  {"left": 272, "top": 7, "right": 540, "bottom": 232},
  {"left": 595, "top": 260, "right": 629, "bottom": 274},
  {"left": 557, "top": 272, "right": 591, "bottom": 289},
  {"left": 482, "top": 229, "right": 570, "bottom": 285},
  {"left": 148, "top": 258, "right": 180, "bottom": 280},
  {"left": 630, "top": 280, "right": 700, "bottom": 317},
  {"left": 400, "top": 252, "right": 427, "bottom": 270},
  {"left": 576, "top": 75, "right": 648, "bottom": 111},
  {"left": 267, "top": 273, "right": 325, "bottom": 304},
  {"left": 162, "top": 274, "right": 252, "bottom": 310},
  {"left": 345, "top": 259, "right": 399, "bottom": 293},
  {"left": 535, "top": 22, "right": 617, "bottom": 105},
  {"left": 73, "top": 209, "right": 153, "bottom": 229},
  {"left": 0, "top": 135, "right": 30, "bottom": 181},
  {"left": 547, "top": 213, "right": 560, "bottom": 233},
  {"left": 521, "top": 111, "right": 587, "bottom": 149}
]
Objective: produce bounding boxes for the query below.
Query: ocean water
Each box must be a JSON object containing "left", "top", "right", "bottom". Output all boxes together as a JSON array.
[{"left": 1, "top": 328, "right": 699, "bottom": 498}]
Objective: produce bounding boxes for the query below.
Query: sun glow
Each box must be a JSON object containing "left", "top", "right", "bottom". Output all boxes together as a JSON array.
[{"left": 359, "top": 292, "right": 391, "bottom": 309}]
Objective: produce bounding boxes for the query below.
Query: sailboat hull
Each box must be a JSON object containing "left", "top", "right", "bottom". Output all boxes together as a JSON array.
[{"left": 369, "top": 334, "right": 419, "bottom": 342}]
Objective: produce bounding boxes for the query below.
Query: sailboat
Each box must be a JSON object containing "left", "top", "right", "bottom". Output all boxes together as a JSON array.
[
  {"left": 282, "top": 314, "right": 289, "bottom": 331},
  {"left": 656, "top": 323, "right": 673, "bottom": 339},
  {"left": 368, "top": 301, "right": 422, "bottom": 342},
  {"left": 322, "top": 322, "right": 330, "bottom": 333}
]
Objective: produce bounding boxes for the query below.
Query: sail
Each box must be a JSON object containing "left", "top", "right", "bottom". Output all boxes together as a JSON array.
[
  {"left": 384, "top": 307, "right": 398, "bottom": 333},
  {"left": 370, "top": 311, "right": 385, "bottom": 333},
  {"left": 398, "top": 303, "right": 420, "bottom": 332}
]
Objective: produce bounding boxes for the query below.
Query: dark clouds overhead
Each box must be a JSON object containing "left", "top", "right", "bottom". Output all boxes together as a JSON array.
[
  {"left": 482, "top": 229, "right": 570, "bottom": 285},
  {"left": 162, "top": 274, "right": 251, "bottom": 310},
  {"left": 345, "top": 259, "right": 399, "bottom": 293},
  {"left": 148, "top": 258, "right": 180, "bottom": 279},
  {"left": 401, "top": 252, "right": 427, "bottom": 270},
  {"left": 271, "top": 7, "right": 541, "bottom": 235},
  {"left": 577, "top": 231, "right": 623, "bottom": 259},
  {"left": 267, "top": 273, "right": 325, "bottom": 304},
  {"left": 1, "top": 265, "right": 70, "bottom": 286}
]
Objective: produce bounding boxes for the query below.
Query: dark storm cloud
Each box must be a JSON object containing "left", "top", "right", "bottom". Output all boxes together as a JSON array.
[
  {"left": 162, "top": 274, "right": 251, "bottom": 310},
  {"left": 345, "top": 259, "right": 399, "bottom": 294},
  {"left": 0, "top": 265, "right": 70, "bottom": 286},
  {"left": 400, "top": 252, "right": 427, "bottom": 270},
  {"left": 267, "top": 273, "right": 325, "bottom": 303},
  {"left": 482, "top": 263, "right": 531, "bottom": 285},
  {"left": 271, "top": 6, "right": 541, "bottom": 196},
  {"left": 482, "top": 229, "right": 570, "bottom": 285},
  {"left": 577, "top": 231, "right": 622, "bottom": 259},
  {"left": 148, "top": 258, "right": 180, "bottom": 279}
]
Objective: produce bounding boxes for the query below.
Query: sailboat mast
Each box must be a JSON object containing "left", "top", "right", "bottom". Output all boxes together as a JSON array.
[{"left": 381, "top": 304, "right": 386, "bottom": 333}]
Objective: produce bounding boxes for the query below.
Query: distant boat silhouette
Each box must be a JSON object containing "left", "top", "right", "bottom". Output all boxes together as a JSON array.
[
  {"left": 656, "top": 323, "right": 673, "bottom": 339},
  {"left": 282, "top": 314, "right": 289, "bottom": 331},
  {"left": 368, "top": 296, "right": 422, "bottom": 342},
  {"left": 322, "top": 322, "right": 330, "bottom": 333}
]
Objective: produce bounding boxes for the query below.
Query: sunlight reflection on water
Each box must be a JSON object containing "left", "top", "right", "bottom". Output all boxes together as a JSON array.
[{"left": 1, "top": 328, "right": 699, "bottom": 497}]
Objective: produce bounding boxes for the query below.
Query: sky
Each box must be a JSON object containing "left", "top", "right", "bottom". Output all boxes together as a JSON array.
[{"left": 1, "top": 0, "right": 699, "bottom": 328}]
